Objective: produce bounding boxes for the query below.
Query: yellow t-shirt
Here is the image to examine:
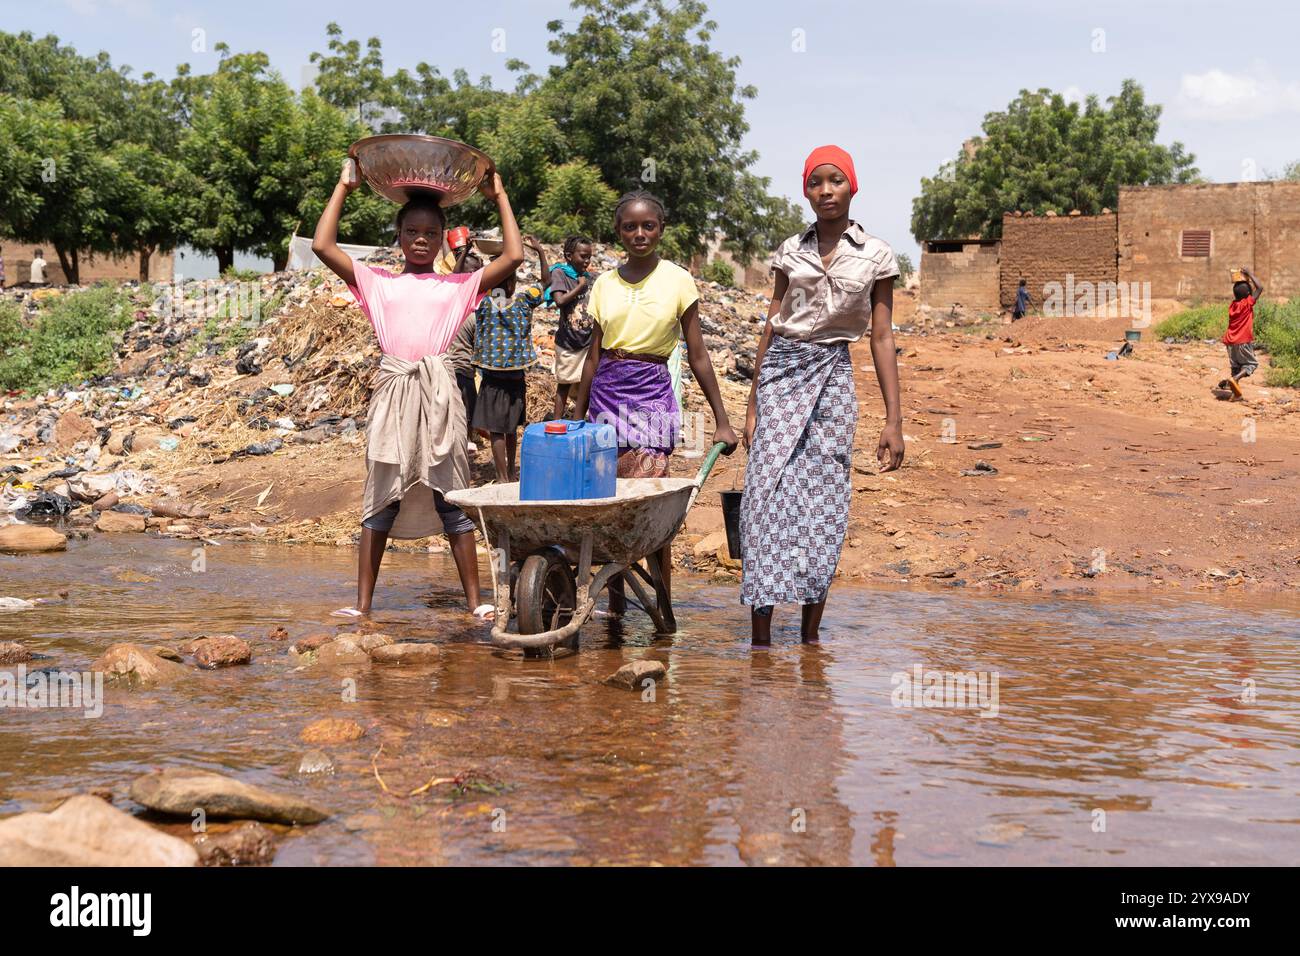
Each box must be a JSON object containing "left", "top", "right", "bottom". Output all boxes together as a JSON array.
[{"left": 589, "top": 260, "right": 698, "bottom": 357}]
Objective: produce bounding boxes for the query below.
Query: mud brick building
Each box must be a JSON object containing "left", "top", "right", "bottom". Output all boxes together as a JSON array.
[
  {"left": 1119, "top": 182, "right": 1300, "bottom": 300},
  {"left": 0, "top": 240, "right": 173, "bottom": 287},
  {"left": 919, "top": 181, "right": 1300, "bottom": 312},
  {"left": 999, "top": 211, "right": 1117, "bottom": 308},
  {"left": 918, "top": 237, "right": 1001, "bottom": 312}
]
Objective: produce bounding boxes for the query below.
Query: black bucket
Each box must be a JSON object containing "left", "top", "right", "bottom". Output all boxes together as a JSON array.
[{"left": 719, "top": 489, "right": 743, "bottom": 560}]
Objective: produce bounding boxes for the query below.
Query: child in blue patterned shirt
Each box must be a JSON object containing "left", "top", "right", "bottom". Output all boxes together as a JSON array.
[{"left": 473, "top": 235, "right": 550, "bottom": 482}]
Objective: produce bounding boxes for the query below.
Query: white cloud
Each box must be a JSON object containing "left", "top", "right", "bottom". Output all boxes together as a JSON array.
[
  {"left": 1177, "top": 67, "right": 1300, "bottom": 120},
  {"left": 1061, "top": 85, "right": 1085, "bottom": 106}
]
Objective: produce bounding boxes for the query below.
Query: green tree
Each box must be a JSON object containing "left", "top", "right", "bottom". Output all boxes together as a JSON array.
[
  {"left": 308, "top": 22, "right": 391, "bottom": 128},
  {"left": 103, "top": 143, "right": 191, "bottom": 281},
  {"left": 718, "top": 171, "right": 806, "bottom": 264},
  {"left": 0, "top": 31, "right": 134, "bottom": 148},
  {"left": 523, "top": 161, "right": 618, "bottom": 241},
  {"left": 0, "top": 95, "right": 119, "bottom": 284},
  {"left": 896, "top": 252, "right": 914, "bottom": 283},
  {"left": 539, "top": 0, "right": 779, "bottom": 259},
  {"left": 911, "top": 80, "right": 1198, "bottom": 241},
  {"left": 273, "top": 89, "right": 394, "bottom": 268},
  {"left": 179, "top": 51, "right": 293, "bottom": 272}
]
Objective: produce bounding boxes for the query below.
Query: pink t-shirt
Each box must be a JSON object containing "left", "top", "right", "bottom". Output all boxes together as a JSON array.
[{"left": 347, "top": 266, "right": 486, "bottom": 362}]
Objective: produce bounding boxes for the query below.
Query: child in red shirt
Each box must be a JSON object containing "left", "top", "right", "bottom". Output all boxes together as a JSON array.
[{"left": 1222, "top": 268, "right": 1263, "bottom": 388}]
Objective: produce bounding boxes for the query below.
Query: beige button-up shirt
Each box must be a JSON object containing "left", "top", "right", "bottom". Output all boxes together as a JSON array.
[{"left": 769, "top": 221, "right": 899, "bottom": 344}]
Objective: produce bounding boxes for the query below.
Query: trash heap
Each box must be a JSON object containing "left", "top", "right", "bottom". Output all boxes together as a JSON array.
[{"left": 1, "top": 242, "right": 767, "bottom": 547}]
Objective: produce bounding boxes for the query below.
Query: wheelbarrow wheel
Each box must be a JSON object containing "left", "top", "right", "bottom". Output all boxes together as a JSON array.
[{"left": 516, "top": 548, "right": 577, "bottom": 636}]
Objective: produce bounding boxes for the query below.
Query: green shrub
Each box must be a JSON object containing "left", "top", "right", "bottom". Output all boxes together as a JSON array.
[
  {"left": 0, "top": 301, "right": 26, "bottom": 351},
  {"left": 0, "top": 286, "right": 135, "bottom": 392},
  {"left": 701, "top": 259, "right": 736, "bottom": 287}
]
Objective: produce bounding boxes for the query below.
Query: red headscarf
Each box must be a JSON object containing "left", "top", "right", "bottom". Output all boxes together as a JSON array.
[{"left": 802, "top": 145, "right": 858, "bottom": 197}]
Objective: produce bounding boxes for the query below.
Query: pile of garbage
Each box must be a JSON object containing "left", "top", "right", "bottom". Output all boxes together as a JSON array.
[{"left": 1, "top": 242, "right": 767, "bottom": 546}]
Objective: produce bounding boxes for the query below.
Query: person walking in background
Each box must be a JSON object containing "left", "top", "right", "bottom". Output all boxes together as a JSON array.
[
  {"left": 548, "top": 235, "right": 596, "bottom": 420},
  {"left": 1221, "top": 267, "right": 1263, "bottom": 398},
  {"left": 741, "top": 145, "right": 904, "bottom": 646},
  {"left": 1013, "top": 278, "right": 1031, "bottom": 321}
]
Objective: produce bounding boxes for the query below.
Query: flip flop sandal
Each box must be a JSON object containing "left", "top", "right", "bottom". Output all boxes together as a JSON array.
[
  {"left": 331, "top": 607, "right": 363, "bottom": 618},
  {"left": 472, "top": 604, "right": 496, "bottom": 622}
]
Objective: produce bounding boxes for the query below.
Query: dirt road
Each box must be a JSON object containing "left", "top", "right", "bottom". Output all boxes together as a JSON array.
[{"left": 687, "top": 312, "right": 1300, "bottom": 595}]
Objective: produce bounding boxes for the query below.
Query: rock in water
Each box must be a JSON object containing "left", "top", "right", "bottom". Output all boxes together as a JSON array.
[
  {"left": 369, "top": 642, "right": 440, "bottom": 664},
  {"left": 128, "top": 769, "right": 329, "bottom": 825},
  {"left": 604, "top": 659, "right": 667, "bottom": 690},
  {"left": 92, "top": 643, "right": 191, "bottom": 687},
  {"left": 0, "top": 525, "right": 67, "bottom": 553},
  {"left": 297, "top": 750, "right": 335, "bottom": 775},
  {"left": 313, "top": 636, "right": 371, "bottom": 666},
  {"left": 299, "top": 719, "right": 365, "bottom": 745},
  {"left": 0, "top": 794, "right": 198, "bottom": 866},
  {"left": 95, "top": 511, "right": 147, "bottom": 533},
  {"left": 0, "top": 641, "right": 32, "bottom": 664},
  {"left": 180, "top": 635, "right": 252, "bottom": 668},
  {"left": 193, "top": 822, "right": 276, "bottom": 866}
]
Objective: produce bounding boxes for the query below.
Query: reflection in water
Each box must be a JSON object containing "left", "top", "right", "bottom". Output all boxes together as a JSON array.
[{"left": 1, "top": 536, "right": 1298, "bottom": 865}]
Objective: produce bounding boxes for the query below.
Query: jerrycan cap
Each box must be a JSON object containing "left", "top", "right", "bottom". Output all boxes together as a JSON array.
[{"left": 544, "top": 422, "right": 569, "bottom": 434}]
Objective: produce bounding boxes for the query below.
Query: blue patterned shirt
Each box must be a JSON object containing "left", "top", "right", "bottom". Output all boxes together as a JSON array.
[{"left": 473, "top": 285, "right": 543, "bottom": 371}]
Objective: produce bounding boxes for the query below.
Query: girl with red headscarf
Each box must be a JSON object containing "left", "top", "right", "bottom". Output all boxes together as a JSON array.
[{"left": 739, "top": 145, "right": 905, "bottom": 645}]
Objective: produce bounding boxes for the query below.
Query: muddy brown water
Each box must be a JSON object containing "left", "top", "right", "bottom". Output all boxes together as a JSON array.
[{"left": 2, "top": 535, "right": 1298, "bottom": 865}]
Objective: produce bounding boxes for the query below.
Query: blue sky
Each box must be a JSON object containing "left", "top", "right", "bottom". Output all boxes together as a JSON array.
[{"left": 6, "top": 0, "right": 1299, "bottom": 268}]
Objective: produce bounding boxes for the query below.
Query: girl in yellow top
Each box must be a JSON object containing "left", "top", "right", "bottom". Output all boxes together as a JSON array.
[{"left": 573, "top": 190, "right": 738, "bottom": 623}]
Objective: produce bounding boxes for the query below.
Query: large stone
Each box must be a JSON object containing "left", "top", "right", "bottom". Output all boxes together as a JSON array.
[
  {"left": 0, "top": 794, "right": 198, "bottom": 866},
  {"left": 692, "top": 530, "right": 728, "bottom": 559},
  {"left": 369, "top": 642, "right": 441, "bottom": 664},
  {"left": 290, "top": 633, "right": 333, "bottom": 655},
  {"left": 95, "top": 511, "right": 147, "bottom": 533},
  {"left": 92, "top": 642, "right": 191, "bottom": 687},
  {"left": 314, "top": 637, "right": 371, "bottom": 666},
  {"left": 180, "top": 635, "right": 252, "bottom": 669},
  {"left": 53, "top": 409, "right": 98, "bottom": 452},
  {"left": 0, "top": 524, "right": 67, "bottom": 554},
  {"left": 128, "top": 768, "right": 329, "bottom": 826},
  {"left": 604, "top": 659, "right": 667, "bottom": 690},
  {"left": 0, "top": 641, "right": 32, "bottom": 664},
  {"left": 299, "top": 718, "right": 365, "bottom": 745},
  {"left": 356, "top": 632, "right": 394, "bottom": 653},
  {"left": 194, "top": 822, "right": 276, "bottom": 867}
]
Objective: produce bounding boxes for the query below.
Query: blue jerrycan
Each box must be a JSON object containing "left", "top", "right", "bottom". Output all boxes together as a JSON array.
[{"left": 520, "top": 419, "right": 618, "bottom": 500}]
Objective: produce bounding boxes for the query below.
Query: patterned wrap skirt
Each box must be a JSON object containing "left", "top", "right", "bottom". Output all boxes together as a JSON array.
[
  {"left": 586, "top": 355, "right": 680, "bottom": 454},
  {"left": 740, "top": 335, "right": 857, "bottom": 607}
]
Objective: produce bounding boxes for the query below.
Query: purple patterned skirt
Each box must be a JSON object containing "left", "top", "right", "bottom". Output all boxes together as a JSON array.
[{"left": 586, "top": 356, "right": 680, "bottom": 454}]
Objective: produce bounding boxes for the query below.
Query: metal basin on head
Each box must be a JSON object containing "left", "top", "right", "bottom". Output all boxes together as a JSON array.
[{"left": 348, "top": 134, "right": 492, "bottom": 206}]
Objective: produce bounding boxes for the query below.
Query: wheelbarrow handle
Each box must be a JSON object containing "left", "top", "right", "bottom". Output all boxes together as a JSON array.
[{"left": 693, "top": 441, "right": 729, "bottom": 489}]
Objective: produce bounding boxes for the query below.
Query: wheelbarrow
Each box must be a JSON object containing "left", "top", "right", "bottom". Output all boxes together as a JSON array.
[{"left": 446, "top": 442, "right": 728, "bottom": 653}]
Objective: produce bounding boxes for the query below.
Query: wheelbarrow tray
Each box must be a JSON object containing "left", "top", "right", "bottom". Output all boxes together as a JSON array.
[{"left": 446, "top": 478, "right": 696, "bottom": 565}]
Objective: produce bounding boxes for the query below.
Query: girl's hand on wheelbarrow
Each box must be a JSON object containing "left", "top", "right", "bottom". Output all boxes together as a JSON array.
[{"left": 713, "top": 423, "right": 740, "bottom": 454}]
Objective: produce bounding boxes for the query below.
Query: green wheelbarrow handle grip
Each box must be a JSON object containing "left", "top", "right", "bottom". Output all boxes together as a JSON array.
[
  {"left": 682, "top": 441, "right": 731, "bottom": 518},
  {"left": 693, "top": 441, "right": 729, "bottom": 489}
]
